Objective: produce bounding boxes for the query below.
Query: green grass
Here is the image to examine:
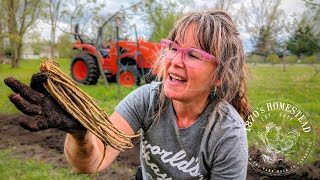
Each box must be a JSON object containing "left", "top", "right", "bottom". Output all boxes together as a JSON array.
[
  {"left": 0, "top": 149, "right": 90, "bottom": 179},
  {"left": 0, "top": 59, "right": 319, "bottom": 176},
  {"left": 247, "top": 65, "right": 320, "bottom": 164},
  {"left": 247, "top": 65, "right": 320, "bottom": 124},
  {"left": 0, "top": 58, "right": 138, "bottom": 178},
  {"left": 0, "top": 58, "right": 137, "bottom": 115}
]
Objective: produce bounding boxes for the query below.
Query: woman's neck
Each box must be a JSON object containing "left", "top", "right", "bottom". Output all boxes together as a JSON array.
[{"left": 172, "top": 97, "right": 209, "bottom": 128}]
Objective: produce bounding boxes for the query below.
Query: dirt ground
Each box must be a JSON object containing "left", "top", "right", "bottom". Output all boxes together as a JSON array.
[
  {"left": 0, "top": 114, "right": 319, "bottom": 180},
  {"left": 0, "top": 113, "right": 140, "bottom": 179}
]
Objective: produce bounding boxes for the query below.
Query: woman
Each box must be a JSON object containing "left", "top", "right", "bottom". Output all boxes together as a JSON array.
[{"left": 4, "top": 9, "right": 250, "bottom": 179}]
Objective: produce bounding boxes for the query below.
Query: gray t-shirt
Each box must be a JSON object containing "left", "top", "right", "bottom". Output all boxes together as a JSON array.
[{"left": 115, "top": 82, "right": 248, "bottom": 180}]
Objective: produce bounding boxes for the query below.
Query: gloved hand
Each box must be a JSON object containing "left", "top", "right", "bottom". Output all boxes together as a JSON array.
[{"left": 4, "top": 73, "right": 86, "bottom": 136}]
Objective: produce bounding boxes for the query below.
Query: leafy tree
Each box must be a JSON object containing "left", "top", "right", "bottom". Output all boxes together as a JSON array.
[
  {"left": 303, "top": 55, "right": 317, "bottom": 64},
  {"left": 238, "top": 0, "right": 286, "bottom": 57},
  {"left": 246, "top": 54, "right": 263, "bottom": 65},
  {"left": 3, "top": 0, "right": 41, "bottom": 68},
  {"left": 0, "top": 1, "right": 6, "bottom": 59},
  {"left": 286, "top": 20, "right": 320, "bottom": 57},
  {"left": 143, "top": 0, "right": 190, "bottom": 42},
  {"left": 283, "top": 0, "right": 320, "bottom": 59},
  {"left": 303, "top": 0, "right": 320, "bottom": 7},
  {"left": 56, "top": 33, "right": 74, "bottom": 58},
  {"left": 25, "top": 31, "right": 43, "bottom": 55},
  {"left": 303, "top": 55, "right": 320, "bottom": 78},
  {"left": 43, "top": 0, "right": 62, "bottom": 59},
  {"left": 300, "top": 0, "right": 320, "bottom": 48},
  {"left": 267, "top": 54, "right": 280, "bottom": 65},
  {"left": 41, "top": 0, "right": 104, "bottom": 58},
  {"left": 254, "top": 26, "right": 278, "bottom": 57},
  {"left": 212, "top": 0, "right": 239, "bottom": 11},
  {"left": 285, "top": 55, "right": 298, "bottom": 64}
]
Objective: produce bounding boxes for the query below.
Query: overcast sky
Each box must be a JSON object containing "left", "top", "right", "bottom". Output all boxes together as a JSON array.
[
  {"left": 35, "top": 0, "right": 307, "bottom": 52},
  {"left": 105, "top": 0, "right": 306, "bottom": 15}
]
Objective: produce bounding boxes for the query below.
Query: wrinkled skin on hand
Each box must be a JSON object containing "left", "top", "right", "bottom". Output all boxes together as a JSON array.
[{"left": 4, "top": 73, "right": 86, "bottom": 136}]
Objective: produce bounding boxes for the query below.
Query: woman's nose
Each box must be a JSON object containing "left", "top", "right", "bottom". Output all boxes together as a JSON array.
[{"left": 171, "top": 51, "right": 185, "bottom": 67}]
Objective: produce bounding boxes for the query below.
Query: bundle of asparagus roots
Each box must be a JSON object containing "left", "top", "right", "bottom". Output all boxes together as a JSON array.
[{"left": 40, "top": 60, "right": 138, "bottom": 170}]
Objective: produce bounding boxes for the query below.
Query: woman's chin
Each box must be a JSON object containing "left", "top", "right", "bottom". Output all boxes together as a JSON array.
[{"left": 164, "top": 88, "right": 184, "bottom": 101}]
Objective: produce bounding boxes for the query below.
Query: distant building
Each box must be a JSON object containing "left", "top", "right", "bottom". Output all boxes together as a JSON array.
[
  {"left": 22, "top": 44, "right": 39, "bottom": 59},
  {"left": 39, "top": 45, "right": 59, "bottom": 59},
  {"left": 22, "top": 44, "right": 59, "bottom": 59}
]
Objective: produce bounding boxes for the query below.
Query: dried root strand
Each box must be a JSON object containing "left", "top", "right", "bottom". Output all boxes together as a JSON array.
[{"left": 39, "top": 59, "right": 139, "bottom": 171}]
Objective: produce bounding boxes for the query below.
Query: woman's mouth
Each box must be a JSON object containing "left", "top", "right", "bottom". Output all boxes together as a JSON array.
[{"left": 169, "top": 73, "right": 187, "bottom": 82}]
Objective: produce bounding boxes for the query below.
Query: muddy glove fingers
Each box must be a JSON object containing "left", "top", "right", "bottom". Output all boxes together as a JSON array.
[
  {"left": 30, "top": 72, "right": 50, "bottom": 95},
  {"left": 13, "top": 94, "right": 85, "bottom": 133},
  {"left": 4, "top": 77, "right": 85, "bottom": 134},
  {"left": 19, "top": 116, "right": 50, "bottom": 131},
  {"left": 18, "top": 115, "right": 83, "bottom": 132},
  {"left": 8, "top": 93, "right": 42, "bottom": 116},
  {"left": 4, "top": 77, "right": 44, "bottom": 104},
  {"left": 19, "top": 97, "right": 85, "bottom": 134},
  {"left": 16, "top": 93, "right": 85, "bottom": 133}
]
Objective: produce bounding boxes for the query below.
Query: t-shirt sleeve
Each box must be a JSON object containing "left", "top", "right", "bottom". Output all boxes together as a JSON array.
[
  {"left": 210, "top": 119, "right": 248, "bottom": 180},
  {"left": 114, "top": 83, "right": 152, "bottom": 133}
]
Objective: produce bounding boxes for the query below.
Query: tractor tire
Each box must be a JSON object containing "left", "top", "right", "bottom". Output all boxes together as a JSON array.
[
  {"left": 71, "top": 52, "right": 99, "bottom": 85},
  {"left": 117, "top": 66, "right": 141, "bottom": 86}
]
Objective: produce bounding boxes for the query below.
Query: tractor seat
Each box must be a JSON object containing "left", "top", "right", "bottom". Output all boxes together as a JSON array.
[{"left": 99, "top": 49, "right": 109, "bottom": 58}]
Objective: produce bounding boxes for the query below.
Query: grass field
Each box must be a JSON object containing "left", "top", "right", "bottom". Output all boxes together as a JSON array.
[
  {"left": 0, "top": 59, "right": 137, "bottom": 115},
  {"left": 0, "top": 59, "right": 137, "bottom": 178},
  {"left": 246, "top": 64, "right": 320, "bottom": 166},
  {"left": 0, "top": 59, "right": 319, "bottom": 178},
  {"left": 0, "top": 149, "right": 90, "bottom": 180}
]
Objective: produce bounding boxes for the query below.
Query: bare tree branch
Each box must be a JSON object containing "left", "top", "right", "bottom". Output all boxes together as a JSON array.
[
  {"left": 100, "top": 0, "right": 144, "bottom": 29},
  {"left": 303, "top": 0, "right": 320, "bottom": 6}
]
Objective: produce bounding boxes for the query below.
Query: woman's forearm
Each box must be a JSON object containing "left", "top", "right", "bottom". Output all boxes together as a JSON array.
[
  {"left": 64, "top": 112, "right": 134, "bottom": 174},
  {"left": 64, "top": 131, "right": 104, "bottom": 173}
]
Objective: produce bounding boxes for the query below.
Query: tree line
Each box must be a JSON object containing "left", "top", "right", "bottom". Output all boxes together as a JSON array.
[{"left": 0, "top": 0, "right": 319, "bottom": 68}]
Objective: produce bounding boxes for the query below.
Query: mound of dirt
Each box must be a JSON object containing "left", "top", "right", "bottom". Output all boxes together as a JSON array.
[
  {"left": 0, "top": 113, "right": 140, "bottom": 179},
  {"left": 0, "top": 113, "right": 319, "bottom": 179},
  {"left": 247, "top": 146, "right": 320, "bottom": 179}
]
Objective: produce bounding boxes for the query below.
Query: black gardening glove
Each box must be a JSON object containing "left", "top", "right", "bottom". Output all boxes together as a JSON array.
[{"left": 4, "top": 73, "right": 86, "bottom": 136}]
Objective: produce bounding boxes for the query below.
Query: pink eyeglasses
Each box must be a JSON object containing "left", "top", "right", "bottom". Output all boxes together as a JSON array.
[{"left": 160, "top": 39, "right": 219, "bottom": 68}]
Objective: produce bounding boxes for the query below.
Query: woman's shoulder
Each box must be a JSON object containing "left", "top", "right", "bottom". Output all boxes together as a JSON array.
[
  {"left": 204, "top": 100, "right": 246, "bottom": 139},
  {"left": 203, "top": 100, "right": 248, "bottom": 159},
  {"left": 125, "top": 81, "right": 162, "bottom": 110},
  {"left": 204, "top": 100, "right": 247, "bottom": 152},
  {"left": 214, "top": 100, "right": 246, "bottom": 128},
  {"left": 136, "top": 81, "right": 162, "bottom": 93},
  {"left": 126, "top": 81, "right": 162, "bottom": 100}
]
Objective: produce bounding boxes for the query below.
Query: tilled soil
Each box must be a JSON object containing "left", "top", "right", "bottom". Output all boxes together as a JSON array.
[
  {"left": 0, "top": 113, "right": 140, "bottom": 179},
  {"left": 0, "top": 113, "right": 319, "bottom": 179}
]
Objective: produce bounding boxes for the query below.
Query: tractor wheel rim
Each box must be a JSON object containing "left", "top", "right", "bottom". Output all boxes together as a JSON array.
[
  {"left": 73, "top": 60, "right": 87, "bottom": 80},
  {"left": 119, "top": 71, "right": 135, "bottom": 86}
]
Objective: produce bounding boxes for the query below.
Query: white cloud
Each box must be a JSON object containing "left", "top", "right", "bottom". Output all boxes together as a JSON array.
[{"left": 280, "top": 0, "right": 306, "bottom": 16}]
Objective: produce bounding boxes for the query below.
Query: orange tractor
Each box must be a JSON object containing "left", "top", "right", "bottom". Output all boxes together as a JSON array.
[{"left": 71, "top": 32, "right": 160, "bottom": 86}]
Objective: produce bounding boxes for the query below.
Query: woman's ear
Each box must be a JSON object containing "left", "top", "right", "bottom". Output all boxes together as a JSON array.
[{"left": 213, "top": 79, "right": 222, "bottom": 87}]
